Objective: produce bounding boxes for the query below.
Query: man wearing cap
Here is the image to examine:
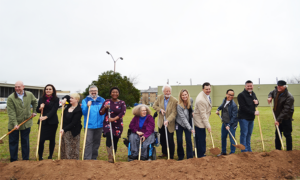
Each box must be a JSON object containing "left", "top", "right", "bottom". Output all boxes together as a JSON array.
[
  {"left": 267, "top": 80, "right": 294, "bottom": 151},
  {"left": 237, "top": 80, "right": 259, "bottom": 152}
]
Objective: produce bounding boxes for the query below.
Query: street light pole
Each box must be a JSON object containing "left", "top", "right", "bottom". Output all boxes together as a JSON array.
[{"left": 106, "top": 51, "right": 123, "bottom": 73}]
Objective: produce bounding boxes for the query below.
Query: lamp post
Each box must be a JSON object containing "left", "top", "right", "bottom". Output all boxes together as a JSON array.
[{"left": 106, "top": 51, "right": 123, "bottom": 73}]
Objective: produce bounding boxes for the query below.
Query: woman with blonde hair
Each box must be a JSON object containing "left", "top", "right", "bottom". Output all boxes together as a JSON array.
[
  {"left": 176, "top": 89, "right": 194, "bottom": 160},
  {"left": 60, "top": 93, "right": 83, "bottom": 159},
  {"left": 128, "top": 104, "right": 155, "bottom": 161}
]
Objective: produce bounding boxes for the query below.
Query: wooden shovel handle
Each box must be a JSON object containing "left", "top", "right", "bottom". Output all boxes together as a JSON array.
[{"left": 7, "top": 115, "right": 34, "bottom": 136}]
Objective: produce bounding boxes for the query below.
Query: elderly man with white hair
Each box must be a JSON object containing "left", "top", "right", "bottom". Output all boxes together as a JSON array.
[
  {"left": 6, "top": 81, "right": 37, "bottom": 162},
  {"left": 153, "top": 84, "right": 178, "bottom": 159},
  {"left": 81, "top": 85, "right": 105, "bottom": 160}
]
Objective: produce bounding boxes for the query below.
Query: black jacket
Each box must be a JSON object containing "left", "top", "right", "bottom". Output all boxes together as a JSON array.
[
  {"left": 62, "top": 96, "right": 82, "bottom": 137},
  {"left": 36, "top": 97, "right": 59, "bottom": 125},
  {"left": 237, "top": 89, "right": 259, "bottom": 120},
  {"left": 268, "top": 87, "right": 294, "bottom": 123}
]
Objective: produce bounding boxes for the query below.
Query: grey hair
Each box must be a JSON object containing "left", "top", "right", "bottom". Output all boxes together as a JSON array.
[
  {"left": 89, "top": 85, "right": 98, "bottom": 91},
  {"left": 162, "top": 84, "right": 172, "bottom": 92},
  {"left": 132, "top": 104, "right": 151, "bottom": 116}
]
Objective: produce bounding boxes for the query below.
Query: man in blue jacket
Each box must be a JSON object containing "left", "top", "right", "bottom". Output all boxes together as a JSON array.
[
  {"left": 216, "top": 89, "right": 238, "bottom": 155},
  {"left": 81, "top": 85, "right": 105, "bottom": 160}
]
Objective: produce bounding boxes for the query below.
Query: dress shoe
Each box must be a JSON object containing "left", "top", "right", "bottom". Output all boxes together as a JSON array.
[{"left": 158, "top": 154, "right": 167, "bottom": 158}]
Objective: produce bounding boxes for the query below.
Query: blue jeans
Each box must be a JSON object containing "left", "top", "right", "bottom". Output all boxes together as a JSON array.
[
  {"left": 176, "top": 124, "right": 193, "bottom": 160},
  {"left": 195, "top": 126, "right": 206, "bottom": 158},
  {"left": 221, "top": 124, "right": 236, "bottom": 154},
  {"left": 9, "top": 127, "right": 31, "bottom": 162},
  {"left": 239, "top": 119, "right": 254, "bottom": 152}
]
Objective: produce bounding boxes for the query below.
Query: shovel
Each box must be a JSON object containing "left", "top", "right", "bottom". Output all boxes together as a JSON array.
[
  {"left": 164, "top": 115, "right": 170, "bottom": 160},
  {"left": 256, "top": 107, "right": 265, "bottom": 151},
  {"left": 218, "top": 115, "right": 245, "bottom": 150},
  {"left": 0, "top": 115, "right": 34, "bottom": 144},
  {"left": 138, "top": 137, "right": 142, "bottom": 161},
  {"left": 209, "top": 131, "right": 221, "bottom": 155},
  {"left": 82, "top": 106, "right": 91, "bottom": 160},
  {"left": 270, "top": 103, "right": 285, "bottom": 150},
  {"left": 58, "top": 105, "right": 65, "bottom": 160},
  {"left": 36, "top": 108, "right": 44, "bottom": 161},
  {"left": 191, "top": 118, "right": 198, "bottom": 158},
  {"left": 108, "top": 102, "right": 116, "bottom": 162}
]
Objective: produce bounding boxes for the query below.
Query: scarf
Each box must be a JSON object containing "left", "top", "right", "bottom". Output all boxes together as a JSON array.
[
  {"left": 273, "top": 91, "right": 281, "bottom": 112},
  {"left": 45, "top": 95, "right": 53, "bottom": 104}
]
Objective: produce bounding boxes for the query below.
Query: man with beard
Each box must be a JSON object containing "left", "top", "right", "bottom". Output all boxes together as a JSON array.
[
  {"left": 81, "top": 85, "right": 105, "bottom": 160},
  {"left": 237, "top": 80, "right": 259, "bottom": 152},
  {"left": 268, "top": 80, "right": 294, "bottom": 151},
  {"left": 153, "top": 84, "right": 178, "bottom": 159}
]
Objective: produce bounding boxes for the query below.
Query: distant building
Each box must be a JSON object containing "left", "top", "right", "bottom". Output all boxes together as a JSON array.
[
  {"left": 0, "top": 82, "right": 43, "bottom": 101},
  {"left": 140, "top": 86, "right": 158, "bottom": 106},
  {"left": 157, "top": 84, "right": 300, "bottom": 107}
]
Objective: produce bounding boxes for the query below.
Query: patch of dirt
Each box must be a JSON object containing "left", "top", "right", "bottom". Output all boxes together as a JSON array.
[{"left": 0, "top": 150, "right": 300, "bottom": 179}]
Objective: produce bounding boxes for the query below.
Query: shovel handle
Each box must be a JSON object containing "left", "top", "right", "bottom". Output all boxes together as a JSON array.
[
  {"left": 58, "top": 105, "right": 65, "bottom": 160},
  {"left": 191, "top": 118, "right": 198, "bottom": 158},
  {"left": 256, "top": 107, "right": 265, "bottom": 152},
  {"left": 210, "top": 132, "right": 215, "bottom": 148},
  {"left": 164, "top": 115, "right": 170, "bottom": 160},
  {"left": 138, "top": 138, "right": 142, "bottom": 160},
  {"left": 36, "top": 109, "right": 43, "bottom": 161},
  {"left": 269, "top": 103, "right": 285, "bottom": 150},
  {"left": 82, "top": 106, "right": 91, "bottom": 160}
]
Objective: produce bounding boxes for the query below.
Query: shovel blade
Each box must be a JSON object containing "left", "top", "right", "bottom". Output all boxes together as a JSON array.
[
  {"left": 233, "top": 144, "right": 245, "bottom": 150},
  {"left": 209, "top": 147, "right": 221, "bottom": 155}
]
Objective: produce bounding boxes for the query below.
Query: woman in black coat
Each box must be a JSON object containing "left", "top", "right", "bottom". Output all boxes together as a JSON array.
[
  {"left": 36, "top": 84, "right": 59, "bottom": 160},
  {"left": 60, "top": 93, "right": 82, "bottom": 160}
]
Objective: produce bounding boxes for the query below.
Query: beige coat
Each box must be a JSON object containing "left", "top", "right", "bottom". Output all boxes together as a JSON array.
[
  {"left": 193, "top": 91, "right": 212, "bottom": 129},
  {"left": 153, "top": 94, "right": 178, "bottom": 133}
]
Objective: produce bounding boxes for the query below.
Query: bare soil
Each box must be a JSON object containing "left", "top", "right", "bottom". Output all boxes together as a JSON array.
[{"left": 0, "top": 150, "right": 300, "bottom": 180}]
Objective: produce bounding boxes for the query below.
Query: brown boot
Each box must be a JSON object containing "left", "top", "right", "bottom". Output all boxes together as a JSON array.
[{"left": 106, "top": 146, "right": 114, "bottom": 163}]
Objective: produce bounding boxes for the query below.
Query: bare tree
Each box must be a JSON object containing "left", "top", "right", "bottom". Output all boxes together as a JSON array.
[
  {"left": 128, "top": 74, "right": 139, "bottom": 86},
  {"left": 285, "top": 75, "right": 300, "bottom": 84}
]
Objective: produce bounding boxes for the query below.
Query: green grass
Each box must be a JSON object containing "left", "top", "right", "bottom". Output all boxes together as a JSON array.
[{"left": 0, "top": 107, "right": 299, "bottom": 163}]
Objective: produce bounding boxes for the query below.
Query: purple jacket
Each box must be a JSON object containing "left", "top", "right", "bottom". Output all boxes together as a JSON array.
[{"left": 129, "top": 115, "right": 155, "bottom": 138}]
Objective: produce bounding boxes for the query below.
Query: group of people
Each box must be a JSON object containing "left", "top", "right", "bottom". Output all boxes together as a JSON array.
[
  {"left": 153, "top": 80, "right": 294, "bottom": 159},
  {"left": 6, "top": 79, "right": 294, "bottom": 162}
]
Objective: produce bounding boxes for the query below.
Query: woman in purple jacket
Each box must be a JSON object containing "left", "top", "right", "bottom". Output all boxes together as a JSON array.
[{"left": 128, "top": 104, "right": 155, "bottom": 160}]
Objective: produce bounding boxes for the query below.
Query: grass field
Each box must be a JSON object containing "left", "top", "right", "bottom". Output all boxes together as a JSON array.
[{"left": 0, "top": 107, "right": 299, "bottom": 163}]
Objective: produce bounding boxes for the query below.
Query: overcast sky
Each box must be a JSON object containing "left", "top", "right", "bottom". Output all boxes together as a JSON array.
[{"left": 1, "top": 0, "right": 299, "bottom": 92}]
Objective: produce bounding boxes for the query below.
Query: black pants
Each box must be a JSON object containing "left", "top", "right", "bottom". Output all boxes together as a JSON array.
[
  {"left": 8, "top": 127, "right": 31, "bottom": 162},
  {"left": 195, "top": 126, "right": 206, "bottom": 158},
  {"left": 159, "top": 126, "right": 175, "bottom": 159},
  {"left": 106, "top": 132, "right": 119, "bottom": 153},
  {"left": 38, "top": 124, "right": 58, "bottom": 159},
  {"left": 275, "top": 119, "right": 292, "bottom": 151}
]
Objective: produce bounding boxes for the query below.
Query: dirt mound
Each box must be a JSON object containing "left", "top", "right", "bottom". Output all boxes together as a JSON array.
[{"left": 1, "top": 150, "right": 300, "bottom": 180}]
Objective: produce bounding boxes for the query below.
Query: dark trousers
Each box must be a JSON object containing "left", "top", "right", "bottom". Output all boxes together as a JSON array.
[
  {"left": 106, "top": 132, "right": 119, "bottom": 153},
  {"left": 195, "top": 126, "right": 206, "bottom": 158},
  {"left": 276, "top": 119, "right": 292, "bottom": 151},
  {"left": 176, "top": 124, "right": 193, "bottom": 160},
  {"left": 9, "top": 127, "right": 31, "bottom": 162},
  {"left": 159, "top": 126, "right": 175, "bottom": 159}
]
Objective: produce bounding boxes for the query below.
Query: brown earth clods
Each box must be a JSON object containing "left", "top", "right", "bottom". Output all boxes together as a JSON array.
[{"left": 0, "top": 150, "right": 300, "bottom": 180}]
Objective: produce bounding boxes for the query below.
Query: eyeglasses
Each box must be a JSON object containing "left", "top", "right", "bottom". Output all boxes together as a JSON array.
[{"left": 227, "top": 94, "right": 234, "bottom": 97}]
